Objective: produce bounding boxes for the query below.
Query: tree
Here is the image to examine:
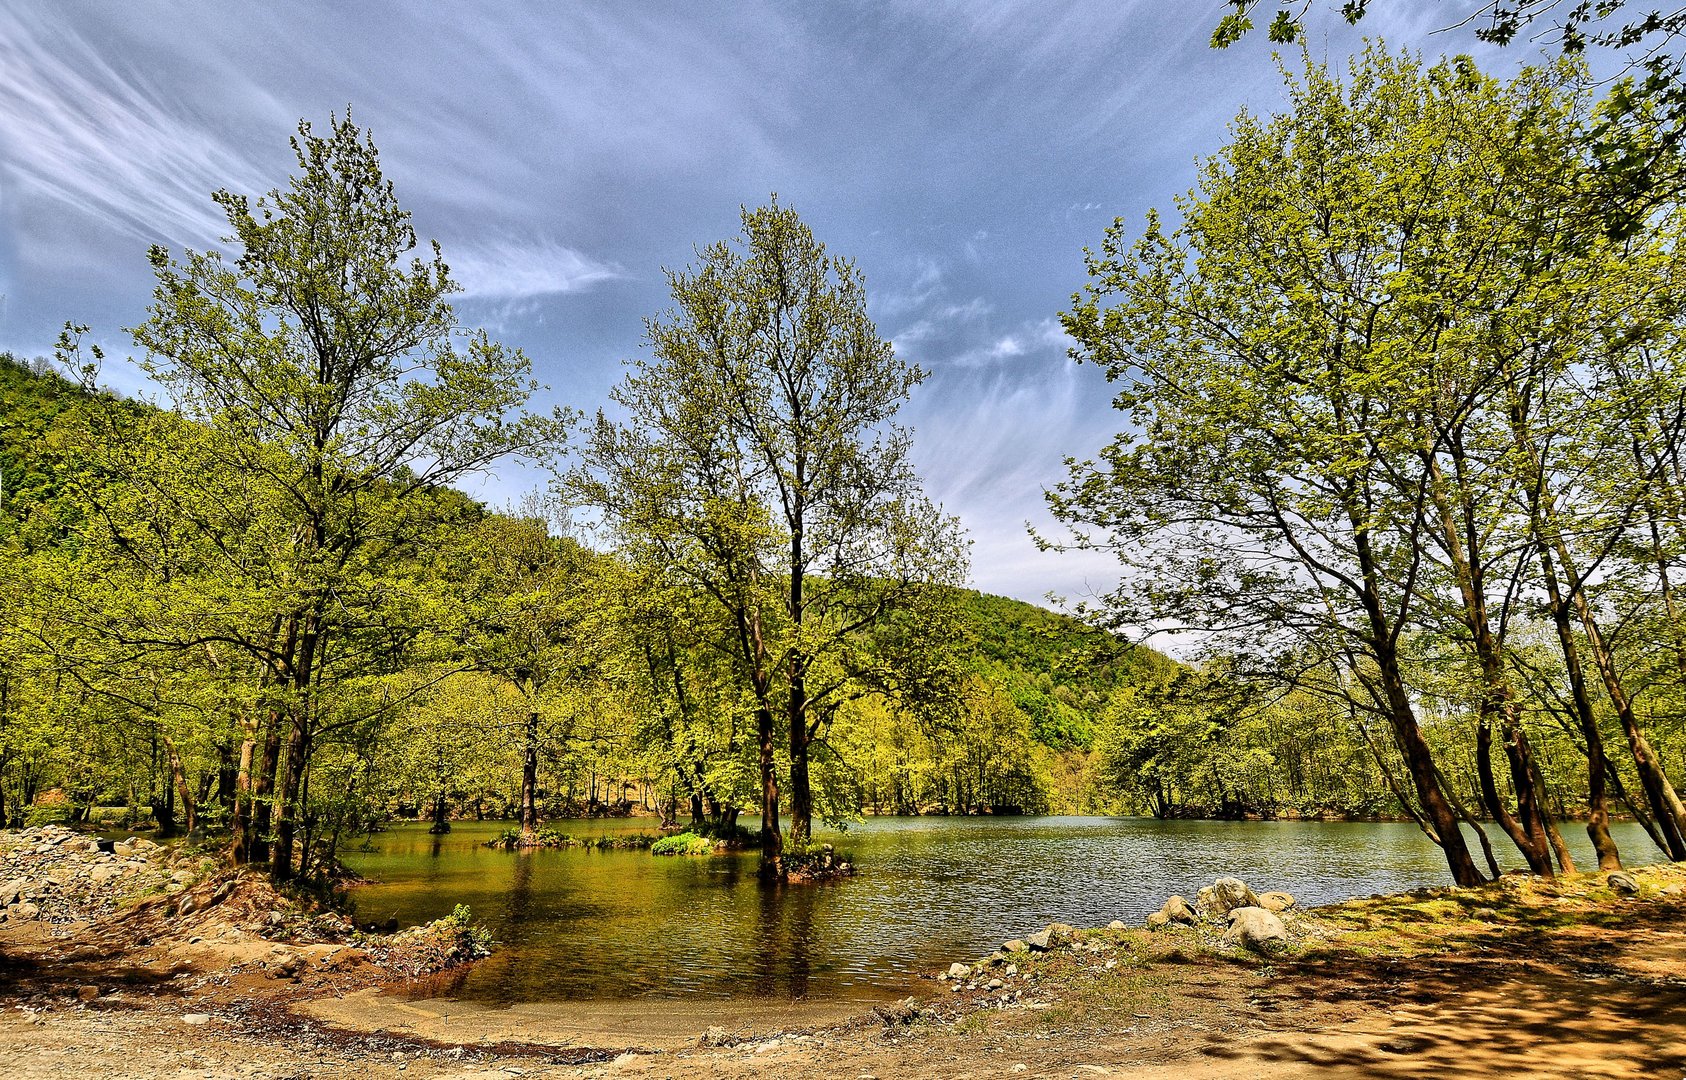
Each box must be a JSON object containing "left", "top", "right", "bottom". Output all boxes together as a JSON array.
[
  {"left": 1050, "top": 49, "right": 1646, "bottom": 885},
  {"left": 1211, "top": 3, "right": 1686, "bottom": 236},
  {"left": 575, "top": 199, "right": 967, "bottom": 880},
  {"left": 58, "top": 112, "right": 563, "bottom": 881}
]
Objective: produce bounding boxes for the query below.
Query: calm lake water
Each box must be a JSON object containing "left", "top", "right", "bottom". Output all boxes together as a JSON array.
[{"left": 341, "top": 815, "right": 1653, "bottom": 1004}]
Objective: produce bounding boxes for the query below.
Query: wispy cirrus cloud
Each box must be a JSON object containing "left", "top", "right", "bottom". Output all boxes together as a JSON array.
[
  {"left": 0, "top": 8, "right": 622, "bottom": 305},
  {"left": 904, "top": 318, "right": 1120, "bottom": 605},
  {"left": 0, "top": 8, "right": 273, "bottom": 247},
  {"left": 445, "top": 236, "right": 626, "bottom": 301}
]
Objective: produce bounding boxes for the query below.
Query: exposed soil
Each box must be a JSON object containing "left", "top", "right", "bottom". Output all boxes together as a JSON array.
[{"left": 3, "top": 828, "right": 1684, "bottom": 1079}]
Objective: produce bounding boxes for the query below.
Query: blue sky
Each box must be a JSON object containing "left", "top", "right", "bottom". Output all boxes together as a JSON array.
[{"left": 0, "top": 2, "right": 1528, "bottom": 604}]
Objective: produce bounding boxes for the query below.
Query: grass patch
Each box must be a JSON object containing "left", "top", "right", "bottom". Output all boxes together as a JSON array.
[{"left": 651, "top": 831, "right": 715, "bottom": 856}]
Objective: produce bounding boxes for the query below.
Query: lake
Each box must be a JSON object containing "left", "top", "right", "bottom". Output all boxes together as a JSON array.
[{"left": 341, "top": 815, "right": 1653, "bottom": 1004}]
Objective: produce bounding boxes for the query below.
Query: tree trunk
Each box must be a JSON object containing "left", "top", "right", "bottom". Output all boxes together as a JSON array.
[
  {"left": 1554, "top": 533, "right": 1686, "bottom": 860},
  {"left": 1427, "top": 452, "right": 1553, "bottom": 874},
  {"left": 162, "top": 734, "right": 199, "bottom": 837},
  {"left": 1350, "top": 510, "right": 1485, "bottom": 886},
  {"left": 270, "top": 711, "right": 309, "bottom": 883},
  {"left": 519, "top": 709, "right": 540, "bottom": 842},
  {"left": 271, "top": 613, "right": 320, "bottom": 884},
  {"left": 1538, "top": 534, "right": 1622, "bottom": 868},
  {"left": 757, "top": 698, "right": 783, "bottom": 880}
]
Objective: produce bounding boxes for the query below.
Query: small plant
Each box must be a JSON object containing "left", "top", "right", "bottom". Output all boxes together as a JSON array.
[{"left": 651, "top": 831, "right": 715, "bottom": 856}]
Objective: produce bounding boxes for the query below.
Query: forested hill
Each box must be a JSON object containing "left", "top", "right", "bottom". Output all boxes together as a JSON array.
[
  {"left": 0, "top": 350, "right": 1407, "bottom": 827},
  {"left": 0, "top": 351, "right": 98, "bottom": 533},
  {"left": 0, "top": 348, "right": 1191, "bottom": 830},
  {"left": 950, "top": 588, "right": 1177, "bottom": 753}
]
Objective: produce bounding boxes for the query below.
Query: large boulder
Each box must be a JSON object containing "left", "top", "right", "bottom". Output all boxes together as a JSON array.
[
  {"left": 1146, "top": 910, "right": 1170, "bottom": 930},
  {"left": 1197, "top": 877, "right": 1261, "bottom": 918},
  {"left": 1224, "top": 906, "right": 1288, "bottom": 953}
]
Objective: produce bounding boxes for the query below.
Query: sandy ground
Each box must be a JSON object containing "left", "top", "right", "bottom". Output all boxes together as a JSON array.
[{"left": 4, "top": 866, "right": 1686, "bottom": 1079}]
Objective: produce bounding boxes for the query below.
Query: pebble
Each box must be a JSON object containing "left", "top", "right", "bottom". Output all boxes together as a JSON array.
[{"left": 182, "top": 1013, "right": 212, "bottom": 1025}]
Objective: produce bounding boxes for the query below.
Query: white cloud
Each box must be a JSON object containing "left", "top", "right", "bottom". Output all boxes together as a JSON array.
[
  {"left": 0, "top": 9, "right": 272, "bottom": 248},
  {"left": 948, "top": 317, "right": 1072, "bottom": 369},
  {"left": 906, "top": 344, "right": 1121, "bottom": 606},
  {"left": 890, "top": 297, "right": 992, "bottom": 348},
  {"left": 445, "top": 237, "right": 624, "bottom": 301}
]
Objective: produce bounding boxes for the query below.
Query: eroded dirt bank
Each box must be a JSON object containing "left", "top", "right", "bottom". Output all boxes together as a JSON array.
[{"left": 3, "top": 825, "right": 1684, "bottom": 1079}]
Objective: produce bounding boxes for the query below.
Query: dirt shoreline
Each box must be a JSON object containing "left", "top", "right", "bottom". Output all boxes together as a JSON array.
[{"left": 4, "top": 829, "right": 1684, "bottom": 1078}]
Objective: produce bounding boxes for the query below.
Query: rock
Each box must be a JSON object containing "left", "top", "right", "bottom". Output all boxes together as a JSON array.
[
  {"left": 89, "top": 865, "right": 122, "bottom": 887},
  {"left": 181, "top": 1013, "right": 212, "bottom": 1026},
  {"left": 1005, "top": 964, "right": 1018, "bottom": 977},
  {"left": 1024, "top": 922, "right": 1075, "bottom": 951},
  {"left": 1002, "top": 938, "right": 1027, "bottom": 953},
  {"left": 699, "top": 1025, "right": 730, "bottom": 1046},
  {"left": 1608, "top": 871, "right": 1640, "bottom": 896},
  {"left": 75, "top": 985, "right": 100, "bottom": 1002},
  {"left": 1107, "top": 920, "right": 1126, "bottom": 930},
  {"left": 1146, "top": 911, "right": 1170, "bottom": 930},
  {"left": 263, "top": 949, "right": 306, "bottom": 979},
  {"left": 1198, "top": 877, "right": 1261, "bottom": 918},
  {"left": 1661, "top": 884, "right": 1684, "bottom": 898},
  {"left": 945, "top": 962, "right": 970, "bottom": 980},
  {"left": 10, "top": 902, "right": 39, "bottom": 920},
  {"left": 1258, "top": 891, "right": 1296, "bottom": 913},
  {"left": 0, "top": 879, "right": 23, "bottom": 906},
  {"left": 871, "top": 997, "right": 920, "bottom": 1026},
  {"left": 1224, "top": 906, "right": 1288, "bottom": 953},
  {"left": 1162, "top": 895, "right": 1197, "bottom": 924}
]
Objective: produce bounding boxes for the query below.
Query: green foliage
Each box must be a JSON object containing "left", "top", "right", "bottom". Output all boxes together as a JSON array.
[{"left": 650, "top": 831, "right": 715, "bottom": 856}]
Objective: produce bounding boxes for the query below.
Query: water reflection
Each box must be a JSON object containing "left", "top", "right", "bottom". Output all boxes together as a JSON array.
[
  {"left": 750, "top": 881, "right": 817, "bottom": 998},
  {"left": 344, "top": 815, "right": 1654, "bottom": 1003}
]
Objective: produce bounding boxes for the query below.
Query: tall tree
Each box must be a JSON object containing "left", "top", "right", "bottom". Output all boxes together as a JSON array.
[
  {"left": 60, "top": 112, "right": 562, "bottom": 881},
  {"left": 575, "top": 200, "right": 966, "bottom": 880}
]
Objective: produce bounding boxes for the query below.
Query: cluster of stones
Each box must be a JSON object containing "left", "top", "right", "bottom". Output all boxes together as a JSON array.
[
  {"left": 1143, "top": 876, "right": 1297, "bottom": 953},
  {"left": 937, "top": 920, "right": 1120, "bottom": 1004},
  {"left": 0, "top": 824, "right": 194, "bottom": 924}
]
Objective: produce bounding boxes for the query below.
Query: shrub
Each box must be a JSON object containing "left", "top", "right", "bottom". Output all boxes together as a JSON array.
[
  {"left": 651, "top": 831, "right": 715, "bottom": 856},
  {"left": 24, "top": 803, "right": 72, "bottom": 827}
]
